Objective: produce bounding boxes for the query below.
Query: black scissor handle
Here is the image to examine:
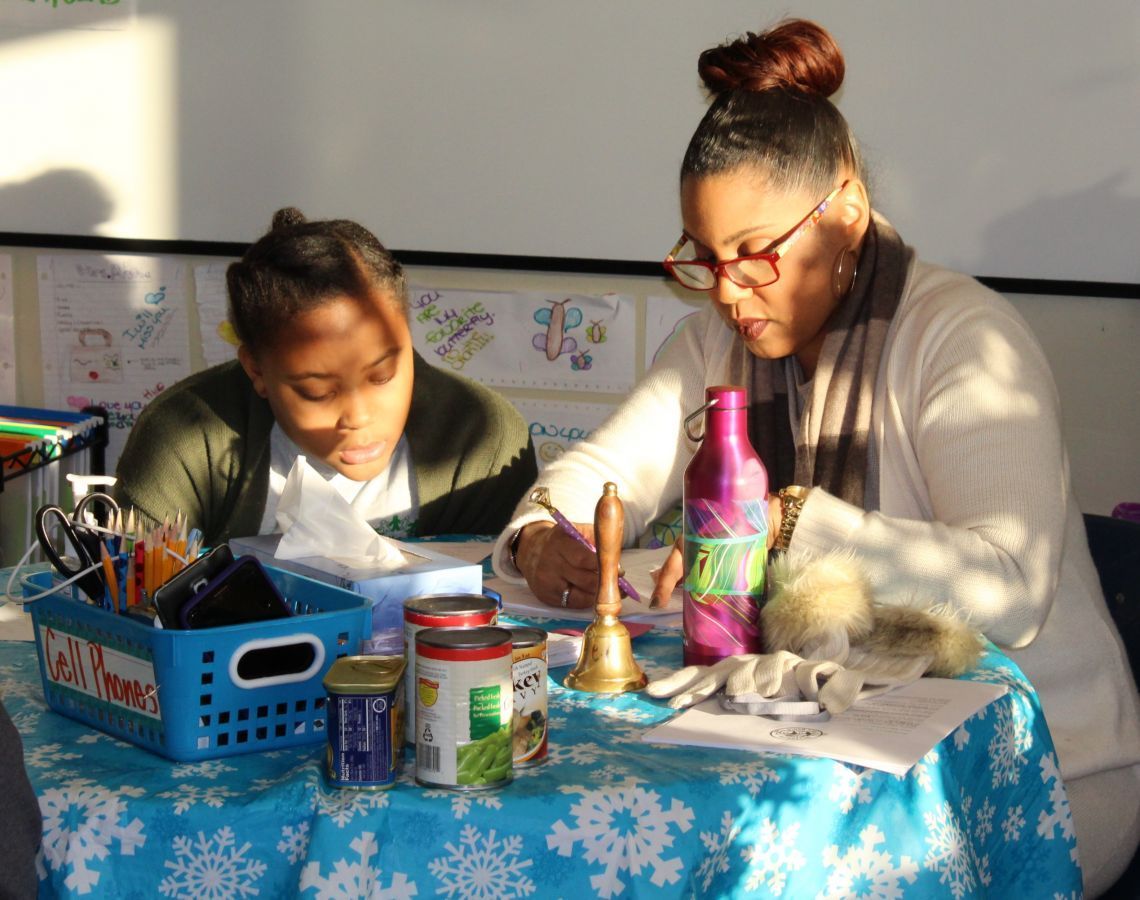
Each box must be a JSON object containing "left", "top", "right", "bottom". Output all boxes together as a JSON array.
[
  {"left": 34, "top": 505, "right": 105, "bottom": 601},
  {"left": 73, "top": 491, "right": 120, "bottom": 528}
]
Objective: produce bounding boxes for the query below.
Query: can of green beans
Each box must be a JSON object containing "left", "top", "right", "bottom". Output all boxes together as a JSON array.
[
  {"left": 403, "top": 594, "right": 499, "bottom": 746},
  {"left": 414, "top": 625, "right": 513, "bottom": 790}
]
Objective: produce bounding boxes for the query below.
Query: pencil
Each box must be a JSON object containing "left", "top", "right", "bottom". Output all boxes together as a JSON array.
[{"left": 100, "top": 544, "right": 119, "bottom": 613}]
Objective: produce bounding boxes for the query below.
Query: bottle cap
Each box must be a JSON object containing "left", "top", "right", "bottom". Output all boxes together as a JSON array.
[{"left": 706, "top": 385, "right": 746, "bottom": 409}]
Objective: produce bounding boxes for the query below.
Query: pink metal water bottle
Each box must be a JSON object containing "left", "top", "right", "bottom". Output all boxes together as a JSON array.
[{"left": 682, "top": 385, "right": 769, "bottom": 666}]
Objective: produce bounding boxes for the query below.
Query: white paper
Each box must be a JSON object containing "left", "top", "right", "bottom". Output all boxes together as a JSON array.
[
  {"left": 512, "top": 398, "right": 616, "bottom": 469},
  {"left": 0, "top": 601, "right": 34, "bottom": 642},
  {"left": 490, "top": 546, "right": 682, "bottom": 622},
  {"left": 37, "top": 254, "right": 191, "bottom": 473},
  {"left": 0, "top": 255, "right": 13, "bottom": 404},
  {"left": 408, "top": 287, "right": 637, "bottom": 393},
  {"left": 644, "top": 294, "right": 703, "bottom": 370},
  {"left": 193, "top": 262, "right": 240, "bottom": 367},
  {"left": 642, "top": 678, "right": 1007, "bottom": 775}
]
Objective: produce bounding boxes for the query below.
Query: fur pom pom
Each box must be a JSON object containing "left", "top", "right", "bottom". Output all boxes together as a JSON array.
[
  {"left": 862, "top": 604, "right": 985, "bottom": 677},
  {"left": 763, "top": 550, "right": 874, "bottom": 656}
]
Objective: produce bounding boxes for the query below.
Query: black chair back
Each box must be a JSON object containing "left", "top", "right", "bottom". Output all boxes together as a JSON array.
[{"left": 1083, "top": 513, "right": 1140, "bottom": 681}]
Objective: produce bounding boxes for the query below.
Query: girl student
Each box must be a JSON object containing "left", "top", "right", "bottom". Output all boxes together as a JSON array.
[
  {"left": 493, "top": 20, "right": 1140, "bottom": 893},
  {"left": 115, "top": 208, "right": 537, "bottom": 545}
]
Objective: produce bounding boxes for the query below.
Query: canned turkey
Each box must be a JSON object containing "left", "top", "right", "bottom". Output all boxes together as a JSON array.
[
  {"left": 323, "top": 655, "right": 406, "bottom": 790},
  {"left": 510, "top": 626, "right": 548, "bottom": 767},
  {"left": 403, "top": 593, "right": 499, "bottom": 745},
  {"left": 414, "top": 625, "right": 513, "bottom": 790}
]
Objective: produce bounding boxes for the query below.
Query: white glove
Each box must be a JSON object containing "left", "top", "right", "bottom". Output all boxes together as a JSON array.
[{"left": 644, "top": 655, "right": 764, "bottom": 709}]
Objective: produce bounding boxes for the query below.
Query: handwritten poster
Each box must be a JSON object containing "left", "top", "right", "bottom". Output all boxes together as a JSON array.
[
  {"left": 193, "top": 262, "right": 239, "bottom": 368},
  {"left": 0, "top": 0, "right": 136, "bottom": 31},
  {"left": 644, "top": 294, "right": 704, "bottom": 371},
  {"left": 0, "top": 255, "right": 13, "bottom": 404},
  {"left": 408, "top": 287, "right": 637, "bottom": 393},
  {"left": 511, "top": 398, "right": 616, "bottom": 469},
  {"left": 38, "top": 254, "right": 190, "bottom": 471}
]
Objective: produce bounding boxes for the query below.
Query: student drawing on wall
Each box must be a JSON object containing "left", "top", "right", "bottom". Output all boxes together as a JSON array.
[
  {"left": 69, "top": 328, "right": 123, "bottom": 383},
  {"left": 532, "top": 298, "right": 581, "bottom": 361},
  {"left": 586, "top": 320, "right": 607, "bottom": 343}
]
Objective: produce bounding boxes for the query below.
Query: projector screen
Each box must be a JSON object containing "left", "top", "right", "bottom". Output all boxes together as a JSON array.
[{"left": 0, "top": 0, "right": 1137, "bottom": 284}]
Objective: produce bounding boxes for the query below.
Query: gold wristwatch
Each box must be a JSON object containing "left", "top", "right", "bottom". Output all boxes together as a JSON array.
[{"left": 774, "top": 485, "right": 810, "bottom": 552}]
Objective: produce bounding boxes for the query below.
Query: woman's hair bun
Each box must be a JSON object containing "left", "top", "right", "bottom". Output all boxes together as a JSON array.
[
  {"left": 270, "top": 207, "right": 307, "bottom": 231},
  {"left": 698, "top": 19, "right": 844, "bottom": 99}
]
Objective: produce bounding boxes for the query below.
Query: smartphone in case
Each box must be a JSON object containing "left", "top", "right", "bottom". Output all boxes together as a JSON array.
[
  {"left": 177, "top": 554, "right": 292, "bottom": 629},
  {"left": 152, "top": 543, "right": 235, "bottom": 629}
]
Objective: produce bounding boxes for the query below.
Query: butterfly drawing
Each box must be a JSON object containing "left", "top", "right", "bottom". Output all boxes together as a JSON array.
[
  {"left": 585, "top": 320, "right": 607, "bottom": 343},
  {"left": 570, "top": 351, "right": 593, "bottom": 371},
  {"left": 533, "top": 298, "right": 582, "bottom": 361}
]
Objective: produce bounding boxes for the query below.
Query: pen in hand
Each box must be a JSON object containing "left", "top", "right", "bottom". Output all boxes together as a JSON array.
[{"left": 529, "top": 487, "right": 642, "bottom": 603}]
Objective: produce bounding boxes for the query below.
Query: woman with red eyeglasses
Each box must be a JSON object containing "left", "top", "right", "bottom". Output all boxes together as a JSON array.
[{"left": 492, "top": 19, "right": 1139, "bottom": 891}]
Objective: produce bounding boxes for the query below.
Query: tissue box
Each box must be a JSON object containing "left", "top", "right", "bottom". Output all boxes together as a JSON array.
[{"left": 227, "top": 534, "right": 482, "bottom": 634}]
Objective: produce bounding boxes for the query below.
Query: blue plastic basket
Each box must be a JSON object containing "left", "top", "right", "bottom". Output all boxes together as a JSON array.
[{"left": 24, "top": 565, "right": 372, "bottom": 761}]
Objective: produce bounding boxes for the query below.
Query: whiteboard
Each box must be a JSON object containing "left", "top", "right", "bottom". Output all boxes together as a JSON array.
[{"left": 0, "top": 0, "right": 1137, "bottom": 283}]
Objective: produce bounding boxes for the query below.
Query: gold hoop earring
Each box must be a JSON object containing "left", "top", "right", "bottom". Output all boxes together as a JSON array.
[{"left": 832, "top": 247, "right": 858, "bottom": 300}]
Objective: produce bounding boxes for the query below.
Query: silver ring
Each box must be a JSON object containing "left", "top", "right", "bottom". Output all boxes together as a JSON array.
[{"left": 560, "top": 588, "right": 571, "bottom": 608}]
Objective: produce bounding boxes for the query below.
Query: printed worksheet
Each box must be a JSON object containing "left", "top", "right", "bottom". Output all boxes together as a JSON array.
[
  {"left": 0, "top": 255, "right": 13, "bottom": 403},
  {"left": 643, "top": 678, "right": 1007, "bottom": 775},
  {"left": 37, "top": 254, "right": 191, "bottom": 471},
  {"left": 409, "top": 287, "right": 637, "bottom": 393}
]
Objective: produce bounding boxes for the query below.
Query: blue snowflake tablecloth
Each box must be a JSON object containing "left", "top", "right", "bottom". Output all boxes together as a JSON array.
[{"left": 1, "top": 621, "right": 1082, "bottom": 899}]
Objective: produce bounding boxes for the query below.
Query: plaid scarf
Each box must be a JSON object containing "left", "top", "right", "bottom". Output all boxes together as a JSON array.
[{"left": 749, "top": 213, "right": 912, "bottom": 510}]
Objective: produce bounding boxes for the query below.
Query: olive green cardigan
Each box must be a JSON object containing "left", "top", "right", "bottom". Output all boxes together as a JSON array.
[{"left": 114, "top": 353, "right": 537, "bottom": 544}]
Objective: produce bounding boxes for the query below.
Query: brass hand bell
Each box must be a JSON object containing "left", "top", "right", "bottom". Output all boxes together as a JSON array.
[{"left": 565, "top": 482, "right": 648, "bottom": 693}]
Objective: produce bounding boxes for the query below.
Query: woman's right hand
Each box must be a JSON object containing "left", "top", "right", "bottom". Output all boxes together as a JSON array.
[{"left": 515, "top": 520, "right": 600, "bottom": 610}]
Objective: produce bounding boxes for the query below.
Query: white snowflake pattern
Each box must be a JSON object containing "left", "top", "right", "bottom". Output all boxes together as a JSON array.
[
  {"left": 545, "top": 739, "right": 607, "bottom": 767},
  {"left": 1036, "top": 753, "right": 1079, "bottom": 866},
  {"left": 159, "top": 826, "right": 267, "bottom": 899},
  {"left": 38, "top": 778, "right": 147, "bottom": 894},
  {"left": 421, "top": 788, "right": 505, "bottom": 820},
  {"left": 923, "top": 800, "right": 990, "bottom": 899},
  {"left": 427, "top": 824, "right": 535, "bottom": 898},
  {"left": 695, "top": 810, "right": 739, "bottom": 892},
  {"left": 316, "top": 782, "right": 394, "bottom": 827},
  {"left": 974, "top": 797, "right": 995, "bottom": 841},
  {"left": 1001, "top": 805, "right": 1025, "bottom": 842},
  {"left": 716, "top": 760, "right": 781, "bottom": 797},
  {"left": 157, "top": 783, "right": 240, "bottom": 815},
  {"left": 299, "top": 831, "right": 418, "bottom": 899},
  {"left": 912, "top": 748, "right": 940, "bottom": 793},
  {"left": 24, "top": 741, "right": 83, "bottom": 770},
  {"left": 820, "top": 823, "right": 918, "bottom": 899},
  {"left": 741, "top": 818, "right": 806, "bottom": 895},
  {"left": 829, "top": 764, "right": 873, "bottom": 814},
  {"left": 952, "top": 721, "right": 971, "bottom": 750},
  {"left": 278, "top": 821, "right": 312, "bottom": 864},
  {"left": 547, "top": 776, "right": 695, "bottom": 898},
  {"left": 967, "top": 664, "right": 1034, "bottom": 696},
  {"left": 170, "top": 760, "right": 238, "bottom": 780},
  {"left": 987, "top": 701, "right": 1032, "bottom": 787}
]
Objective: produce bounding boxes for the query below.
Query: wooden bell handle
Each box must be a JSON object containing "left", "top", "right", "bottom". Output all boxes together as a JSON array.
[{"left": 593, "top": 482, "right": 623, "bottom": 617}]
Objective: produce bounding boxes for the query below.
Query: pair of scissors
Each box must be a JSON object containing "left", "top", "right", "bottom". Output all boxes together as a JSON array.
[{"left": 34, "top": 492, "right": 120, "bottom": 604}]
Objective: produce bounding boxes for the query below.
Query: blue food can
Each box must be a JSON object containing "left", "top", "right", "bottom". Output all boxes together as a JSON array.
[{"left": 323, "top": 655, "right": 406, "bottom": 789}]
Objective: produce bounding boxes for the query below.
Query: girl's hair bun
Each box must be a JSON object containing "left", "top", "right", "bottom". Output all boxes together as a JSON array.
[
  {"left": 698, "top": 19, "right": 844, "bottom": 99},
  {"left": 270, "top": 206, "right": 307, "bottom": 231}
]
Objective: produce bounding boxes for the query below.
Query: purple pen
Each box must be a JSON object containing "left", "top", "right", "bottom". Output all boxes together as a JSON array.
[{"left": 529, "top": 487, "right": 642, "bottom": 602}]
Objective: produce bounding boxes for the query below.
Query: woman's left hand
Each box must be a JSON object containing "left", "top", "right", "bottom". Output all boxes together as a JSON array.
[{"left": 650, "top": 536, "right": 684, "bottom": 608}]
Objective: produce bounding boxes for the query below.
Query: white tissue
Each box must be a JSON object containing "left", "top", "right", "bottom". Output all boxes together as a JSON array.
[{"left": 274, "top": 456, "right": 406, "bottom": 571}]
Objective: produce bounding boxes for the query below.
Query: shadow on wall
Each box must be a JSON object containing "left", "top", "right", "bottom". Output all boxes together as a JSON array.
[
  {"left": 974, "top": 174, "right": 1140, "bottom": 285},
  {"left": 0, "top": 168, "right": 114, "bottom": 236}
]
